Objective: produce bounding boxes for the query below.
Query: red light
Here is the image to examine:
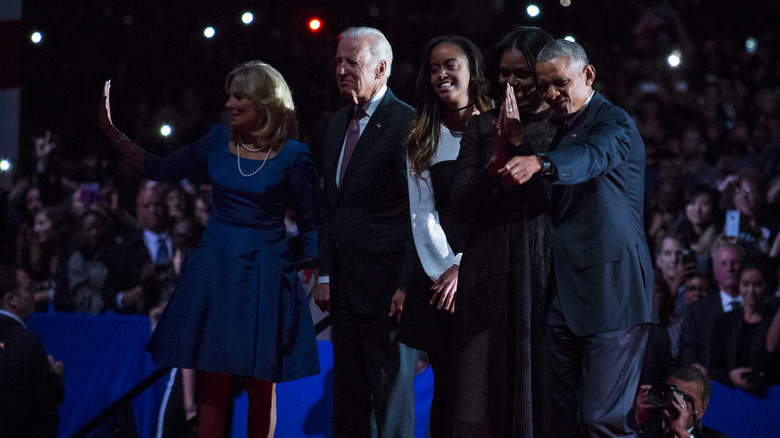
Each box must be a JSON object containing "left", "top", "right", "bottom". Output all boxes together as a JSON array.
[{"left": 308, "top": 18, "right": 321, "bottom": 32}]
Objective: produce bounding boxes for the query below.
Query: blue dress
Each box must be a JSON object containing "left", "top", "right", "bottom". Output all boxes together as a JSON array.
[{"left": 144, "top": 124, "right": 320, "bottom": 382}]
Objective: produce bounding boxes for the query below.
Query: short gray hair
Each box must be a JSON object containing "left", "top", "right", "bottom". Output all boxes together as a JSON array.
[
  {"left": 340, "top": 27, "right": 393, "bottom": 77},
  {"left": 537, "top": 39, "right": 589, "bottom": 70}
]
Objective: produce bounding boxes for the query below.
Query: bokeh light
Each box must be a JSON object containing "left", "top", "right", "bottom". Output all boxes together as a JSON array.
[
  {"left": 667, "top": 50, "right": 681, "bottom": 68},
  {"left": 308, "top": 18, "right": 321, "bottom": 32},
  {"left": 526, "top": 5, "right": 540, "bottom": 17},
  {"left": 242, "top": 12, "right": 254, "bottom": 24},
  {"left": 31, "top": 32, "right": 42, "bottom": 43},
  {"left": 160, "top": 125, "right": 172, "bottom": 137},
  {"left": 0, "top": 160, "right": 10, "bottom": 172},
  {"left": 203, "top": 27, "right": 215, "bottom": 38}
]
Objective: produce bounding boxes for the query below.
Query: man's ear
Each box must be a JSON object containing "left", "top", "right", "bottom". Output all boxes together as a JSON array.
[
  {"left": 375, "top": 60, "right": 387, "bottom": 79},
  {"left": 584, "top": 65, "right": 596, "bottom": 86}
]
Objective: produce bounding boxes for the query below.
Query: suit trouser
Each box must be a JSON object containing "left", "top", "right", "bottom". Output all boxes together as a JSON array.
[
  {"left": 331, "top": 296, "right": 417, "bottom": 438},
  {"left": 545, "top": 294, "right": 649, "bottom": 438}
]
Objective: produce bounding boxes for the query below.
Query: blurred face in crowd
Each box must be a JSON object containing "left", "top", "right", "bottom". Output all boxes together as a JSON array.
[
  {"left": 81, "top": 212, "right": 108, "bottom": 250},
  {"left": 733, "top": 178, "right": 763, "bottom": 216},
  {"left": 656, "top": 237, "right": 684, "bottom": 280},
  {"left": 336, "top": 36, "right": 386, "bottom": 105},
  {"left": 136, "top": 188, "right": 169, "bottom": 234},
  {"left": 195, "top": 198, "right": 210, "bottom": 227},
  {"left": 26, "top": 188, "right": 43, "bottom": 216},
  {"left": 685, "top": 193, "right": 714, "bottom": 229},
  {"left": 33, "top": 211, "right": 56, "bottom": 245},
  {"left": 498, "top": 48, "right": 541, "bottom": 111},
  {"left": 713, "top": 246, "right": 742, "bottom": 296},
  {"left": 739, "top": 268, "right": 766, "bottom": 311},
  {"left": 536, "top": 56, "right": 595, "bottom": 119},
  {"left": 683, "top": 276, "right": 708, "bottom": 305},
  {"left": 166, "top": 190, "right": 187, "bottom": 220},
  {"left": 430, "top": 42, "right": 471, "bottom": 110}
]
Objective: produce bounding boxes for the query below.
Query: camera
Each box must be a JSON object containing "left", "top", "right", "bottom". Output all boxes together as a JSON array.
[{"left": 647, "top": 383, "right": 692, "bottom": 409}]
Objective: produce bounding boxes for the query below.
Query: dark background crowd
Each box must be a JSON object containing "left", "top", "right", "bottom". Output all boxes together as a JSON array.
[{"left": 2, "top": 0, "right": 780, "bottom": 416}]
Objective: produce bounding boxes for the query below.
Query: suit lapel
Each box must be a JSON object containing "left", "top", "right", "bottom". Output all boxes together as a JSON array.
[
  {"left": 325, "top": 107, "right": 351, "bottom": 193},
  {"left": 339, "top": 90, "right": 396, "bottom": 189}
]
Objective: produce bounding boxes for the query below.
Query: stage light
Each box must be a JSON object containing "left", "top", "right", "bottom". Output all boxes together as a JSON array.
[
  {"left": 564, "top": 35, "right": 576, "bottom": 42},
  {"left": 0, "top": 160, "right": 10, "bottom": 172},
  {"left": 745, "top": 37, "right": 757, "bottom": 54},
  {"left": 308, "top": 18, "right": 322, "bottom": 32},
  {"left": 31, "top": 32, "right": 42, "bottom": 44},
  {"left": 526, "top": 5, "right": 540, "bottom": 17},
  {"left": 242, "top": 12, "right": 254, "bottom": 24},
  {"left": 203, "top": 27, "right": 215, "bottom": 38},
  {"left": 667, "top": 50, "right": 681, "bottom": 68},
  {"left": 560, "top": 0, "right": 572, "bottom": 6},
  {"left": 160, "top": 125, "right": 172, "bottom": 137}
]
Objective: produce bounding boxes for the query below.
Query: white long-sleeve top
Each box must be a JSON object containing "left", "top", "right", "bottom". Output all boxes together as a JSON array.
[{"left": 407, "top": 124, "right": 463, "bottom": 281}]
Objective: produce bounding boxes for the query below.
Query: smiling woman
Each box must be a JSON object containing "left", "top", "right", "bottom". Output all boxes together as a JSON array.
[{"left": 98, "top": 60, "right": 320, "bottom": 438}]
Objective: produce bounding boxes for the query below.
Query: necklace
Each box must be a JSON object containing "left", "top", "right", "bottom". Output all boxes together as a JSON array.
[
  {"left": 238, "top": 136, "right": 270, "bottom": 152},
  {"left": 236, "top": 138, "right": 271, "bottom": 177},
  {"left": 443, "top": 103, "right": 474, "bottom": 112}
]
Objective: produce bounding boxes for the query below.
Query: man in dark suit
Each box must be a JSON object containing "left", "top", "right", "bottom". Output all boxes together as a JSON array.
[
  {"left": 631, "top": 366, "right": 730, "bottom": 438},
  {"left": 313, "top": 27, "right": 417, "bottom": 437},
  {"left": 0, "top": 266, "right": 64, "bottom": 437},
  {"left": 107, "top": 183, "right": 176, "bottom": 314},
  {"left": 681, "top": 242, "right": 744, "bottom": 373},
  {"left": 503, "top": 39, "right": 655, "bottom": 436}
]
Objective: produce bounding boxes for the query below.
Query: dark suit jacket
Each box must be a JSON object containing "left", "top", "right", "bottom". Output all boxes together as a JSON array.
[
  {"left": 546, "top": 91, "right": 655, "bottom": 336},
  {"left": 319, "top": 89, "right": 416, "bottom": 315},
  {"left": 105, "top": 229, "right": 176, "bottom": 314},
  {"left": 681, "top": 291, "right": 725, "bottom": 369},
  {"left": 0, "top": 313, "right": 64, "bottom": 437}
]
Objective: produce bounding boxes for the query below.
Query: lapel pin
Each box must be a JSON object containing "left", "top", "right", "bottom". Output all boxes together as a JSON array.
[
  {"left": 571, "top": 133, "right": 577, "bottom": 138},
  {"left": 376, "top": 123, "right": 382, "bottom": 128}
]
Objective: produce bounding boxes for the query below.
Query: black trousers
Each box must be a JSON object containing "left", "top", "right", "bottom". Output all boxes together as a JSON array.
[{"left": 545, "top": 294, "right": 649, "bottom": 438}]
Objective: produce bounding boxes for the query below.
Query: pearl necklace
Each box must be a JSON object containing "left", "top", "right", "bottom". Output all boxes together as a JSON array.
[{"left": 236, "top": 137, "right": 271, "bottom": 177}]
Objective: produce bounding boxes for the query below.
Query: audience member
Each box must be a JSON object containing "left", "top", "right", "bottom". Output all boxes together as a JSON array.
[
  {"left": 53, "top": 209, "right": 119, "bottom": 313},
  {"left": 106, "top": 184, "right": 176, "bottom": 314},
  {"left": 709, "top": 255, "right": 780, "bottom": 394},
  {"left": 673, "top": 184, "right": 722, "bottom": 257},
  {"left": 682, "top": 241, "right": 745, "bottom": 373},
  {"left": 631, "top": 366, "right": 730, "bottom": 438},
  {"left": 0, "top": 266, "right": 65, "bottom": 437}
]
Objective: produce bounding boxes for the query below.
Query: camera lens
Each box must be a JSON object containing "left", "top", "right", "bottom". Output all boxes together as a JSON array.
[{"left": 648, "top": 383, "right": 674, "bottom": 408}]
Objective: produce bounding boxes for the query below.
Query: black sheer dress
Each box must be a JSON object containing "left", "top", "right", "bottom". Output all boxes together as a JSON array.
[{"left": 450, "top": 107, "right": 556, "bottom": 437}]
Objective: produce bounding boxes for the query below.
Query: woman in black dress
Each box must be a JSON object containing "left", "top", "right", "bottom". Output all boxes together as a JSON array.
[
  {"left": 397, "top": 35, "right": 492, "bottom": 438},
  {"left": 450, "top": 26, "right": 556, "bottom": 437}
]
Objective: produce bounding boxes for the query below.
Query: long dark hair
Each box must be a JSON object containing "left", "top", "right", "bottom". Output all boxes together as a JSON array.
[{"left": 407, "top": 35, "right": 493, "bottom": 176}]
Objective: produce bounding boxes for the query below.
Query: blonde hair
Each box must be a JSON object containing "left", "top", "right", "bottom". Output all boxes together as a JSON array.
[{"left": 224, "top": 61, "right": 299, "bottom": 151}]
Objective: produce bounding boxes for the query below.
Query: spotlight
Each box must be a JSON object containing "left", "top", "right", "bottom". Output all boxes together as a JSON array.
[
  {"left": 667, "top": 50, "right": 681, "bottom": 68},
  {"left": 526, "top": 5, "right": 540, "bottom": 17},
  {"left": 745, "top": 37, "right": 757, "bottom": 54},
  {"left": 308, "top": 18, "right": 322, "bottom": 32},
  {"left": 160, "top": 125, "right": 172, "bottom": 137},
  {"left": 31, "top": 32, "right": 42, "bottom": 44},
  {"left": 203, "top": 27, "right": 215, "bottom": 38},
  {"left": 0, "top": 159, "right": 10, "bottom": 172},
  {"left": 242, "top": 12, "right": 254, "bottom": 24}
]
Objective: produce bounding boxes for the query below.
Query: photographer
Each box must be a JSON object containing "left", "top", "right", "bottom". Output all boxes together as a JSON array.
[{"left": 631, "top": 366, "right": 729, "bottom": 437}]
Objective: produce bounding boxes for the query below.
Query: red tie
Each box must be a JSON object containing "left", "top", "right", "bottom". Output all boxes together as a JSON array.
[{"left": 339, "top": 107, "right": 367, "bottom": 185}]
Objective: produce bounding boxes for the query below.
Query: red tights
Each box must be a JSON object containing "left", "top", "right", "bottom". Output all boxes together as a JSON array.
[{"left": 197, "top": 371, "right": 276, "bottom": 438}]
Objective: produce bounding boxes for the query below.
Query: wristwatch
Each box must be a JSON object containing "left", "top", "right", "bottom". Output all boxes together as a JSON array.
[{"left": 536, "top": 153, "right": 553, "bottom": 175}]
